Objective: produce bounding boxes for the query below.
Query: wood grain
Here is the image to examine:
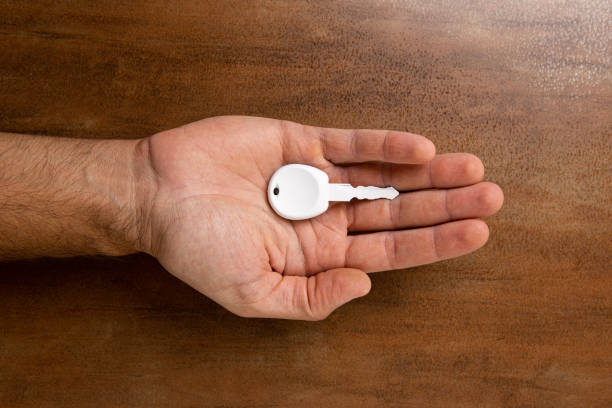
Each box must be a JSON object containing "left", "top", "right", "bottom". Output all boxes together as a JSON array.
[{"left": 1, "top": 1, "right": 611, "bottom": 406}]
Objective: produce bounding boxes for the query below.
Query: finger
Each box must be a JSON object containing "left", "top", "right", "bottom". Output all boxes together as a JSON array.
[
  {"left": 346, "top": 219, "right": 489, "bottom": 272},
  {"left": 238, "top": 268, "right": 371, "bottom": 321},
  {"left": 348, "top": 182, "right": 504, "bottom": 232},
  {"left": 333, "top": 153, "right": 484, "bottom": 191},
  {"left": 315, "top": 126, "right": 436, "bottom": 164}
]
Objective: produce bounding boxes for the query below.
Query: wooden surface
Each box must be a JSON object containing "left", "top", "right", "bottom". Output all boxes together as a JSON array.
[{"left": 1, "top": 1, "right": 611, "bottom": 406}]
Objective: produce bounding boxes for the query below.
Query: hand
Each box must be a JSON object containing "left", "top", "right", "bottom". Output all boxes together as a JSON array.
[{"left": 138, "top": 116, "right": 503, "bottom": 320}]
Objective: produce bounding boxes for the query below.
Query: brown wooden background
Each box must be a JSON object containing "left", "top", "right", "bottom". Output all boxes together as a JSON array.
[{"left": 1, "top": 1, "right": 611, "bottom": 406}]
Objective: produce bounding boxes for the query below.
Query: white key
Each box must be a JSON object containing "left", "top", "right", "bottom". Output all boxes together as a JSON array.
[{"left": 267, "top": 164, "right": 399, "bottom": 220}]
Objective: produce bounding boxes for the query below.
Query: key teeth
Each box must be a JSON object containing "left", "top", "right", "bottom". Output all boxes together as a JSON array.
[
  {"left": 354, "top": 186, "right": 399, "bottom": 200},
  {"left": 328, "top": 184, "right": 400, "bottom": 201},
  {"left": 389, "top": 187, "right": 399, "bottom": 200}
]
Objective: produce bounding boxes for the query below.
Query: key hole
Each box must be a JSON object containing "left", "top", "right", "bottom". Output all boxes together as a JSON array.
[{"left": 273, "top": 186, "right": 280, "bottom": 196}]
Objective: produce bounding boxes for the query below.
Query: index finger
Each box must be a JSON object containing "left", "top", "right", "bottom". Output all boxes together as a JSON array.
[{"left": 316, "top": 126, "right": 436, "bottom": 164}]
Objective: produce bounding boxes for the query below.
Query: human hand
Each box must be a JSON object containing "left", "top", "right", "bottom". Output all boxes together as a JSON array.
[{"left": 137, "top": 116, "right": 503, "bottom": 320}]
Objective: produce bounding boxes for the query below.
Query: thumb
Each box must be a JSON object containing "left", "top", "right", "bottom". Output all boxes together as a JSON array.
[{"left": 244, "top": 268, "right": 371, "bottom": 320}]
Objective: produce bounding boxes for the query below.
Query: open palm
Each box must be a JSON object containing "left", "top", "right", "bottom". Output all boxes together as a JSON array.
[{"left": 141, "top": 116, "right": 503, "bottom": 320}]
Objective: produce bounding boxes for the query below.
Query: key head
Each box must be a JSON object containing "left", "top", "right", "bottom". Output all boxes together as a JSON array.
[{"left": 267, "top": 164, "right": 330, "bottom": 220}]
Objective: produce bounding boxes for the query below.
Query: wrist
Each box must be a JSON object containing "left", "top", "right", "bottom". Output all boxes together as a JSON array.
[
  {"left": 89, "top": 137, "right": 158, "bottom": 256},
  {"left": 125, "top": 136, "right": 157, "bottom": 255},
  {"left": 80, "top": 138, "right": 143, "bottom": 256}
]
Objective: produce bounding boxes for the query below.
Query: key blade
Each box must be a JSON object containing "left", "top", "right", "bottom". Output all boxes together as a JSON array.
[
  {"left": 328, "top": 184, "right": 399, "bottom": 202},
  {"left": 328, "top": 184, "right": 354, "bottom": 202}
]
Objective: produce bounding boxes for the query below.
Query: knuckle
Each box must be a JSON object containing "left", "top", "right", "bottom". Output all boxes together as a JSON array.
[{"left": 233, "top": 279, "right": 266, "bottom": 305}]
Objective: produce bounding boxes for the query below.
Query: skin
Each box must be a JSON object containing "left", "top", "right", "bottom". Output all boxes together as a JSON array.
[{"left": 0, "top": 116, "right": 503, "bottom": 320}]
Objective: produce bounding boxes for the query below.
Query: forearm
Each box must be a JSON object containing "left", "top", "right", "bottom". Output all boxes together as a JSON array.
[{"left": 0, "top": 132, "right": 149, "bottom": 261}]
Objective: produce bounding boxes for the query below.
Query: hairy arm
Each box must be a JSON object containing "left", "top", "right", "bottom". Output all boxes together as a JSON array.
[{"left": 0, "top": 132, "right": 148, "bottom": 261}]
